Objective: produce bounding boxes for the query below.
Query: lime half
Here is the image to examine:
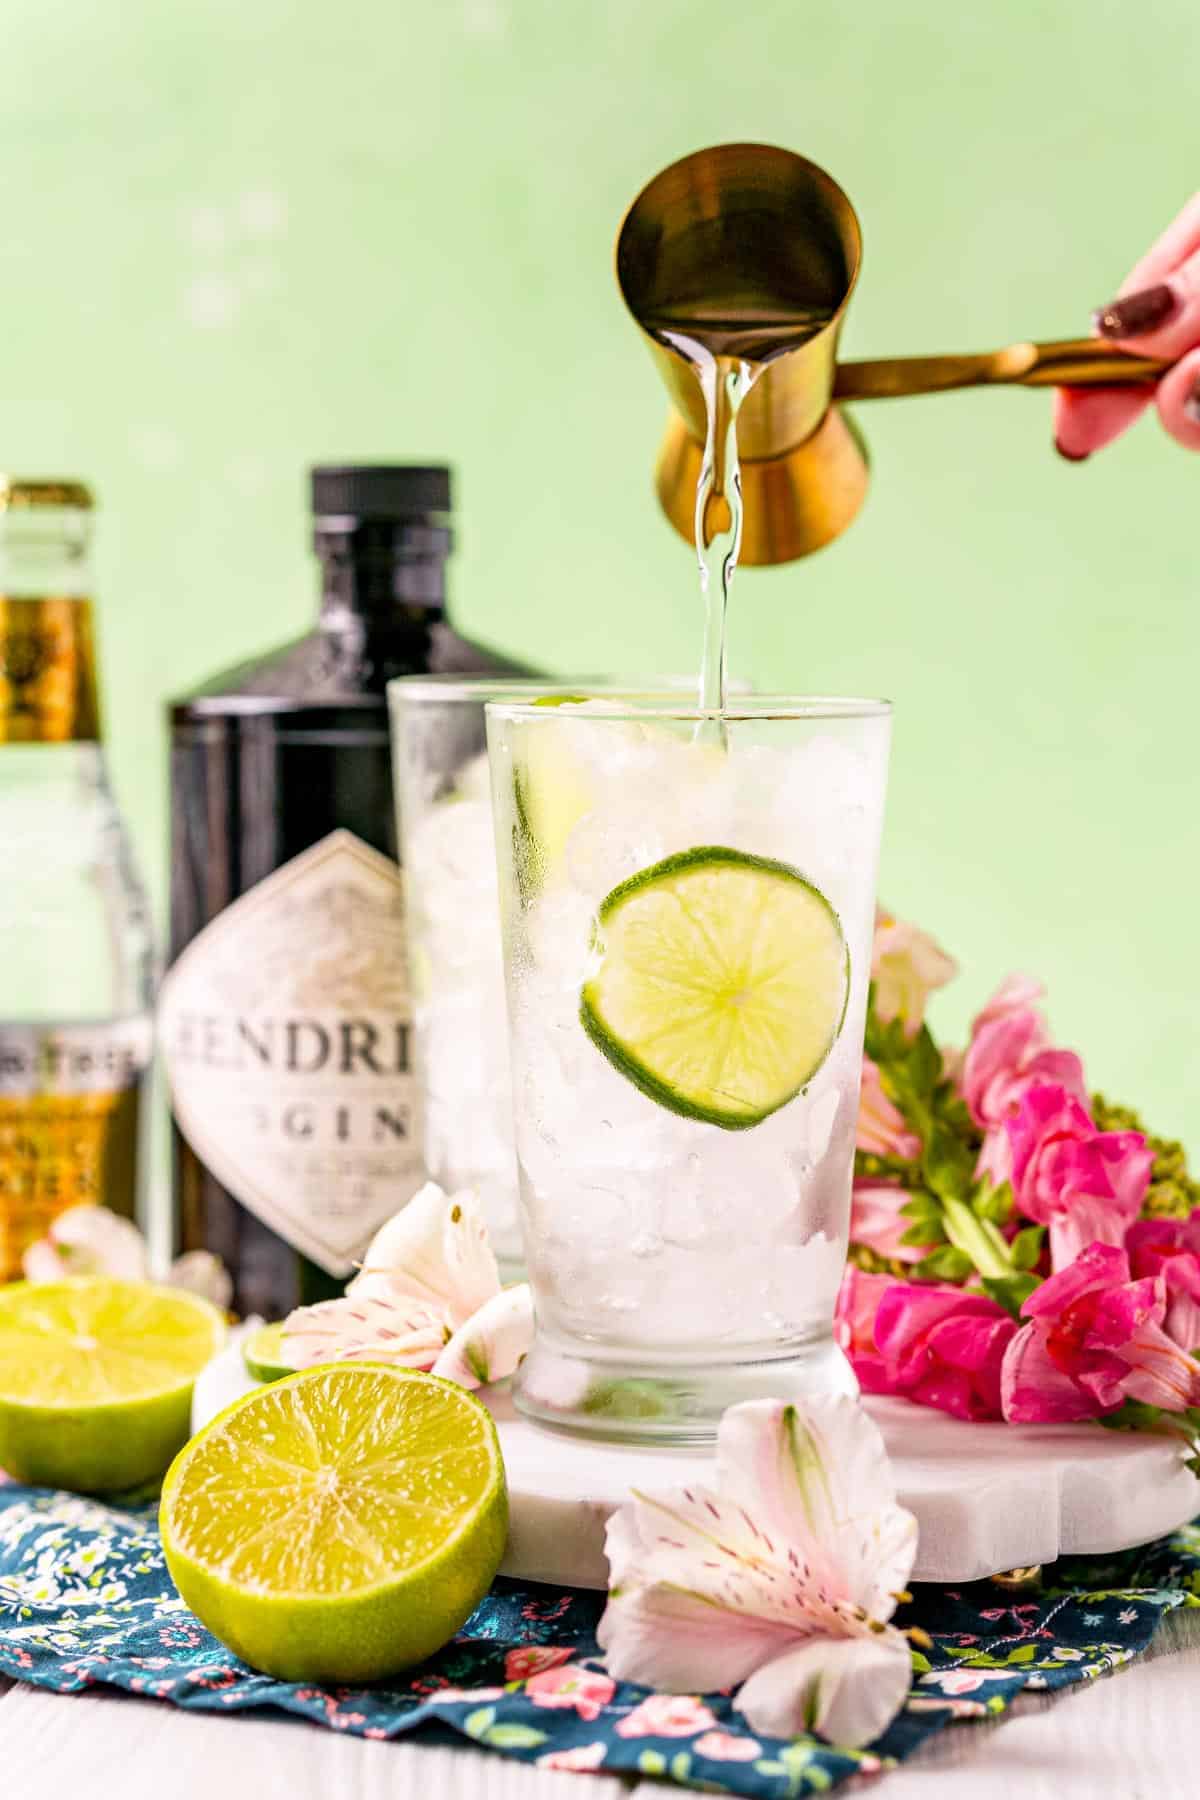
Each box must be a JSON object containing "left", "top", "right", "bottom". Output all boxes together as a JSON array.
[
  {"left": 581, "top": 846, "right": 848, "bottom": 1130},
  {"left": 161, "top": 1364, "right": 508, "bottom": 1682},
  {"left": 0, "top": 1278, "right": 226, "bottom": 1493},
  {"left": 242, "top": 1320, "right": 296, "bottom": 1384}
]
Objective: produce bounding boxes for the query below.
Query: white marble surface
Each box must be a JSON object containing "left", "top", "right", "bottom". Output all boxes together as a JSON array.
[
  {"left": 493, "top": 1388, "right": 1200, "bottom": 1586},
  {"left": 193, "top": 1344, "right": 1200, "bottom": 1587}
]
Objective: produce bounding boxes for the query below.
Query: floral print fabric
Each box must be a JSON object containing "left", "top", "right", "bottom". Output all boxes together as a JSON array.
[{"left": 0, "top": 1485, "right": 1197, "bottom": 1796}]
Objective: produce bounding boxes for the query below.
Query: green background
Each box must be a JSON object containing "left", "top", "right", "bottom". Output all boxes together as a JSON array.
[{"left": 2, "top": 0, "right": 1195, "bottom": 1145}]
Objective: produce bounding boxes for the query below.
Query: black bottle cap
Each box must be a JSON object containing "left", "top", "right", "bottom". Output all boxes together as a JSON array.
[{"left": 310, "top": 465, "right": 451, "bottom": 522}]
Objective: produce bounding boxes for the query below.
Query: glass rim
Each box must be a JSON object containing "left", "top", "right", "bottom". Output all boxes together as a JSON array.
[
  {"left": 485, "top": 693, "right": 892, "bottom": 724},
  {"left": 388, "top": 674, "right": 708, "bottom": 706}
]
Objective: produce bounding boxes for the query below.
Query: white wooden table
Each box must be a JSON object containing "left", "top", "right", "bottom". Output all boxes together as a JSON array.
[{"left": 2, "top": 1608, "right": 1196, "bottom": 1799}]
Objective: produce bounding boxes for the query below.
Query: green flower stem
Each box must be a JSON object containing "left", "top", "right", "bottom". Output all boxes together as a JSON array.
[{"left": 940, "top": 1195, "right": 1014, "bottom": 1281}]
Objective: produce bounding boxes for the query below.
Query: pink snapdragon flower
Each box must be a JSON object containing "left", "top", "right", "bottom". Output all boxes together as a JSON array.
[
  {"left": 856, "top": 1057, "right": 922, "bottom": 1161},
  {"left": 834, "top": 1267, "right": 895, "bottom": 1393},
  {"left": 871, "top": 909, "right": 958, "bottom": 1040},
  {"left": 872, "top": 1283, "right": 1015, "bottom": 1422},
  {"left": 835, "top": 1269, "right": 1015, "bottom": 1421},
  {"left": 1007, "top": 1084, "right": 1153, "bottom": 1271},
  {"left": 1001, "top": 1242, "right": 1200, "bottom": 1422},
  {"left": 848, "top": 1182, "right": 926, "bottom": 1265},
  {"left": 960, "top": 977, "right": 1087, "bottom": 1184},
  {"left": 1126, "top": 1215, "right": 1200, "bottom": 1355}
]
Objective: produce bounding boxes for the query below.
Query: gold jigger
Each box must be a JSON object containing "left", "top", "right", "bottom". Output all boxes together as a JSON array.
[{"left": 616, "top": 144, "right": 1170, "bottom": 565}]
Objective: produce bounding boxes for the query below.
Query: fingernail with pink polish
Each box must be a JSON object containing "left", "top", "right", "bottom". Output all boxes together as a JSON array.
[
  {"left": 1092, "top": 283, "right": 1178, "bottom": 339},
  {"left": 1184, "top": 378, "right": 1200, "bottom": 426}
]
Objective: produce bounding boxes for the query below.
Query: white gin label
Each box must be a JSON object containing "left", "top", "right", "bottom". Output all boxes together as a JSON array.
[{"left": 159, "top": 830, "right": 422, "bottom": 1275}]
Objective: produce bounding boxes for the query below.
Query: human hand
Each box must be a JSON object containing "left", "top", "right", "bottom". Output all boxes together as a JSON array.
[{"left": 1054, "top": 193, "right": 1200, "bottom": 460}]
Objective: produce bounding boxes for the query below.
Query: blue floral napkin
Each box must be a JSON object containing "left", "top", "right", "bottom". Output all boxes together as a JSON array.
[{"left": 0, "top": 1484, "right": 1196, "bottom": 1795}]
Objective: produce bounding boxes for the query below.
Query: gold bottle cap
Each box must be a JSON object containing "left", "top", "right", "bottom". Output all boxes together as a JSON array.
[{"left": 0, "top": 477, "right": 94, "bottom": 512}]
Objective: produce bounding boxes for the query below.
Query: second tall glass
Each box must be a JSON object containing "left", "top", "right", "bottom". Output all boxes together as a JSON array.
[{"left": 390, "top": 677, "right": 707, "bottom": 1272}]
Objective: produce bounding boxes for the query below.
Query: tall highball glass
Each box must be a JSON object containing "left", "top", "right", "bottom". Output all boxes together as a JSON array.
[{"left": 485, "top": 695, "right": 891, "bottom": 1441}]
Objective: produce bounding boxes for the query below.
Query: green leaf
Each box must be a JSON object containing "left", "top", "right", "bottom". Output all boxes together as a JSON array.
[
  {"left": 638, "top": 1750, "right": 668, "bottom": 1776},
  {"left": 908, "top": 1027, "right": 943, "bottom": 1098},
  {"left": 1010, "top": 1226, "right": 1046, "bottom": 1271},
  {"left": 900, "top": 1193, "right": 944, "bottom": 1225},
  {"left": 941, "top": 1193, "right": 1015, "bottom": 1280},
  {"left": 864, "top": 1000, "right": 908, "bottom": 1066},
  {"left": 914, "top": 1245, "right": 974, "bottom": 1282},
  {"left": 483, "top": 1723, "right": 549, "bottom": 1749},
  {"left": 973, "top": 1180, "right": 1014, "bottom": 1225},
  {"left": 669, "top": 1753, "right": 693, "bottom": 1782},
  {"left": 1099, "top": 1398, "right": 1165, "bottom": 1434},
  {"left": 923, "top": 1126, "right": 975, "bottom": 1202},
  {"left": 910, "top": 1649, "right": 932, "bottom": 1674},
  {"left": 463, "top": 1706, "right": 497, "bottom": 1741},
  {"left": 901, "top": 1219, "right": 947, "bottom": 1248},
  {"left": 856, "top": 1151, "right": 919, "bottom": 1182},
  {"left": 982, "top": 1274, "right": 1040, "bottom": 1318}
]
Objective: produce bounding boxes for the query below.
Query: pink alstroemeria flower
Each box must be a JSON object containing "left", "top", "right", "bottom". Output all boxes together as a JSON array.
[
  {"left": 1007, "top": 1085, "right": 1153, "bottom": 1271},
  {"left": 856, "top": 1058, "right": 922, "bottom": 1162},
  {"left": 871, "top": 909, "right": 958, "bottom": 1040},
  {"left": 1127, "top": 1215, "right": 1200, "bottom": 1354},
  {"left": 849, "top": 1182, "right": 926, "bottom": 1266},
  {"left": 1002, "top": 1242, "right": 1200, "bottom": 1422},
  {"left": 598, "top": 1397, "right": 917, "bottom": 1748},
  {"left": 960, "top": 977, "right": 1087, "bottom": 1185}
]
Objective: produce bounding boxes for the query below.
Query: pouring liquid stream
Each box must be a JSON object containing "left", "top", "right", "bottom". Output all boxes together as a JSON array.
[{"left": 644, "top": 302, "right": 836, "bottom": 721}]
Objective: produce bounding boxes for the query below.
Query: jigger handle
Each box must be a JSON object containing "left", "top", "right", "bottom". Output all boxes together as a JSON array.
[{"left": 833, "top": 337, "right": 1169, "bottom": 401}]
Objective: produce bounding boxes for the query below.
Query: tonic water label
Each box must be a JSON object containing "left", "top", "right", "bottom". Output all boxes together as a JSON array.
[
  {"left": 159, "top": 830, "right": 423, "bottom": 1276},
  {"left": 0, "top": 1016, "right": 152, "bottom": 1279}
]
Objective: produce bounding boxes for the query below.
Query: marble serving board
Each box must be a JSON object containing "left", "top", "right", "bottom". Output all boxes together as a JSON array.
[{"left": 192, "top": 1342, "right": 1200, "bottom": 1588}]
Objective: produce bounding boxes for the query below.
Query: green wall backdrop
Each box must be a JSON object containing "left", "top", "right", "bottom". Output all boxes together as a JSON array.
[{"left": 2, "top": 0, "right": 1196, "bottom": 1145}]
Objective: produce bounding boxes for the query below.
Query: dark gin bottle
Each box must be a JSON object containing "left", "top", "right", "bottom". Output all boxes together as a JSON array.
[{"left": 163, "top": 466, "right": 524, "bottom": 1317}]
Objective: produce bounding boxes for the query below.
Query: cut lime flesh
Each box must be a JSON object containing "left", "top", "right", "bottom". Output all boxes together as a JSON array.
[
  {"left": 242, "top": 1320, "right": 296, "bottom": 1383},
  {"left": 580, "top": 846, "right": 848, "bottom": 1130},
  {"left": 160, "top": 1363, "right": 508, "bottom": 1682},
  {"left": 0, "top": 1278, "right": 226, "bottom": 1492}
]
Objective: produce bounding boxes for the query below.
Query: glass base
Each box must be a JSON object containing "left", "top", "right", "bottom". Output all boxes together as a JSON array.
[{"left": 513, "top": 1331, "right": 859, "bottom": 1446}]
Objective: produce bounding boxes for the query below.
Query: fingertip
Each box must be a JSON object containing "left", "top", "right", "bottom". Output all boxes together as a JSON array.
[
  {"left": 1052, "top": 386, "right": 1152, "bottom": 458},
  {"left": 1155, "top": 346, "right": 1200, "bottom": 450}
]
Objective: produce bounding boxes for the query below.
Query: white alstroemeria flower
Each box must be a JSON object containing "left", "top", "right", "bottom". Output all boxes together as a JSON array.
[
  {"left": 23, "top": 1205, "right": 150, "bottom": 1283},
  {"left": 350, "top": 1181, "right": 499, "bottom": 1320},
  {"left": 597, "top": 1396, "right": 918, "bottom": 1749},
  {"left": 22, "top": 1206, "right": 233, "bottom": 1310},
  {"left": 167, "top": 1251, "right": 234, "bottom": 1311},
  {"left": 432, "top": 1284, "right": 534, "bottom": 1388},
  {"left": 281, "top": 1182, "right": 508, "bottom": 1375}
]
